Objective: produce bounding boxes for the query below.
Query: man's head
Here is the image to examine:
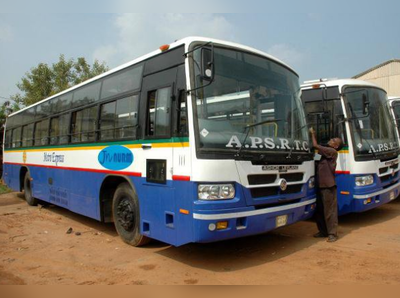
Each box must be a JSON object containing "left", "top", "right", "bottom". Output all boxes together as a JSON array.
[{"left": 328, "top": 137, "right": 344, "bottom": 151}]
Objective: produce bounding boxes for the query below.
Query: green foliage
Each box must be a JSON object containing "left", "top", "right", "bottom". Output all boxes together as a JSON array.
[
  {"left": 0, "top": 182, "right": 12, "bottom": 195},
  {"left": 0, "top": 100, "right": 17, "bottom": 130},
  {"left": 1, "top": 55, "right": 109, "bottom": 128}
]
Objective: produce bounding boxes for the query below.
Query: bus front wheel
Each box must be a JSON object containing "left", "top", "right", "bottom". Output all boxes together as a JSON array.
[
  {"left": 24, "top": 172, "right": 38, "bottom": 206},
  {"left": 112, "top": 183, "right": 150, "bottom": 247}
]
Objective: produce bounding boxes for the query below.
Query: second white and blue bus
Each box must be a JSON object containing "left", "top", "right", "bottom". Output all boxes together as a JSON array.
[
  {"left": 301, "top": 79, "right": 400, "bottom": 215},
  {"left": 388, "top": 97, "right": 400, "bottom": 142}
]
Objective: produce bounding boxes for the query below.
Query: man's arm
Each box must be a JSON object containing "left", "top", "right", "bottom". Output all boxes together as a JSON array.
[
  {"left": 309, "top": 127, "right": 337, "bottom": 159},
  {"left": 309, "top": 127, "right": 319, "bottom": 148}
]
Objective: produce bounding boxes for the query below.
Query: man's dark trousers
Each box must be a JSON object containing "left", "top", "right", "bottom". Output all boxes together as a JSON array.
[{"left": 316, "top": 186, "right": 338, "bottom": 237}]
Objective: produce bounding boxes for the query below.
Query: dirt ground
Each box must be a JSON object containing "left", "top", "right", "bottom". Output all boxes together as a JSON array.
[{"left": 1, "top": 192, "right": 400, "bottom": 285}]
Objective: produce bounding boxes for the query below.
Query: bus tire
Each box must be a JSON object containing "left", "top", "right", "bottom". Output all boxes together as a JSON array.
[
  {"left": 24, "top": 172, "right": 38, "bottom": 206},
  {"left": 112, "top": 183, "right": 150, "bottom": 247}
]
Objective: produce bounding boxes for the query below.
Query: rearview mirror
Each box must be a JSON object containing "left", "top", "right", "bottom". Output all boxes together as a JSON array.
[
  {"left": 362, "top": 93, "right": 370, "bottom": 115},
  {"left": 201, "top": 48, "right": 214, "bottom": 82}
]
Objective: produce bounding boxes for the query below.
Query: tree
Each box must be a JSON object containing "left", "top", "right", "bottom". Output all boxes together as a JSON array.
[{"left": 10, "top": 55, "right": 109, "bottom": 110}]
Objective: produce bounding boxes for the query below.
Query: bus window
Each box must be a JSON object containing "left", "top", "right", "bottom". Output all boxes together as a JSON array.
[
  {"left": 71, "top": 106, "right": 97, "bottom": 143},
  {"left": 50, "top": 117, "right": 60, "bottom": 145},
  {"left": 22, "top": 123, "right": 34, "bottom": 147},
  {"left": 34, "top": 119, "right": 49, "bottom": 146},
  {"left": 101, "top": 65, "right": 143, "bottom": 100},
  {"left": 302, "top": 89, "right": 347, "bottom": 146},
  {"left": 115, "top": 95, "right": 139, "bottom": 139},
  {"left": 59, "top": 114, "right": 70, "bottom": 145},
  {"left": 72, "top": 82, "right": 101, "bottom": 108},
  {"left": 4, "top": 129, "right": 12, "bottom": 149},
  {"left": 99, "top": 95, "right": 139, "bottom": 141},
  {"left": 50, "top": 113, "right": 70, "bottom": 145},
  {"left": 59, "top": 93, "right": 73, "bottom": 112},
  {"left": 12, "top": 127, "right": 22, "bottom": 148},
  {"left": 146, "top": 87, "right": 171, "bottom": 137},
  {"left": 100, "top": 101, "right": 117, "bottom": 140}
]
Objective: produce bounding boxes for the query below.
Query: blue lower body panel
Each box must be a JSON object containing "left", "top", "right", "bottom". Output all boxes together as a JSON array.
[
  {"left": 336, "top": 173, "right": 400, "bottom": 216},
  {"left": 3, "top": 163, "right": 316, "bottom": 246},
  {"left": 192, "top": 196, "right": 316, "bottom": 243}
]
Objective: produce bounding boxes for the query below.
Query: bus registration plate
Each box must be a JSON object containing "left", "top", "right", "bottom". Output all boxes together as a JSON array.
[
  {"left": 390, "top": 192, "right": 396, "bottom": 201},
  {"left": 276, "top": 215, "right": 288, "bottom": 228}
]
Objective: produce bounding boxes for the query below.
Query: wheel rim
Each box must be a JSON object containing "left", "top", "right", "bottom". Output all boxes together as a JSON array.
[{"left": 116, "top": 197, "right": 135, "bottom": 232}]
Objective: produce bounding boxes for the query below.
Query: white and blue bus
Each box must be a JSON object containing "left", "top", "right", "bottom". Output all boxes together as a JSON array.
[
  {"left": 388, "top": 97, "right": 400, "bottom": 142},
  {"left": 301, "top": 79, "right": 400, "bottom": 215},
  {"left": 2, "top": 37, "right": 316, "bottom": 247}
]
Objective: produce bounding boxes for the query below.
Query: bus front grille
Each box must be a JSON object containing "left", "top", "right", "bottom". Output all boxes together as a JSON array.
[
  {"left": 250, "top": 184, "right": 304, "bottom": 199},
  {"left": 248, "top": 174, "right": 277, "bottom": 185}
]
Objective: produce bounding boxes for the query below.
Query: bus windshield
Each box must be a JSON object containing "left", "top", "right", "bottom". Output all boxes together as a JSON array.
[
  {"left": 345, "top": 87, "right": 399, "bottom": 157},
  {"left": 392, "top": 102, "right": 400, "bottom": 127},
  {"left": 191, "top": 46, "right": 310, "bottom": 158}
]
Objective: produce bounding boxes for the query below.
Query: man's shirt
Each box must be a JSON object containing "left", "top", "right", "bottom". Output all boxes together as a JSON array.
[{"left": 316, "top": 145, "right": 338, "bottom": 188}]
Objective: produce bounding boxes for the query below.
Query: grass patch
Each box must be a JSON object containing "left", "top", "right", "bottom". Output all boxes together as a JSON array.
[{"left": 0, "top": 183, "right": 12, "bottom": 195}]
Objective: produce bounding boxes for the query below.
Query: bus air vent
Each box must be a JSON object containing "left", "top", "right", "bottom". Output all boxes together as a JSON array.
[
  {"left": 248, "top": 175, "right": 277, "bottom": 185},
  {"left": 279, "top": 173, "right": 304, "bottom": 182}
]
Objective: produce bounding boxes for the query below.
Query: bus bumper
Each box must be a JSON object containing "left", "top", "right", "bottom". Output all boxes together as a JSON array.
[
  {"left": 192, "top": 197, "right": 316, "bottom": 243},
  {"left": 348, "top": 181, "right": 400, "bottom": 214}
]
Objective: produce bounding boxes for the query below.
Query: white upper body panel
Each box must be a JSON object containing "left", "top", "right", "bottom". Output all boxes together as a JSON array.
[
  {"left": 301, "top": 78, "right": 384, "bottom": 92},
  {"left": 9, "top": 36, "right": 296, "bottom": 118}
]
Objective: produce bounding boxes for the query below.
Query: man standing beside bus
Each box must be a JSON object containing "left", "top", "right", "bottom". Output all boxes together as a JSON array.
[{"left": 310, "top": 128, "right": 343, "bottom": 243}]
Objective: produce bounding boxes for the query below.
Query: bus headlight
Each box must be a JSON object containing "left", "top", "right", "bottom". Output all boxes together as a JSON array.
[
  {"left": 355, "top": 175, "right": 374, "bottom": 187},
  {"left": 308, "top": 177, "right": 315, "bottom": 189},
  {"left": 198, "top": 184, "right": 235, "bottom": 201}
]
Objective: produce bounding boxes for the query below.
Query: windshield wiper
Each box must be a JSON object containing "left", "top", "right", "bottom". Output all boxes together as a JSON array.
[{"left": 235, "top": 119, "right": 283, "bottom": 159}]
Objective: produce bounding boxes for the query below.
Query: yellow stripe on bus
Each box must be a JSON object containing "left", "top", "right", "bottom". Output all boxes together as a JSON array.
[{"left": 316, "top": 149, "right": 349, "bottom": 154}]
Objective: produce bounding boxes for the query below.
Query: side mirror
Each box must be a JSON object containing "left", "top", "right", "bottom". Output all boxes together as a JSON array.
[
  {"left": 201, "top": 48, "right": 214, "bottom": 82},
  {"left": 362, "top": 93, "right": 370, "bottom": 115}
]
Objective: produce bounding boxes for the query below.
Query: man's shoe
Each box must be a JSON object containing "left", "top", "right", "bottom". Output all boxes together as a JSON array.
[
  {"left": 327, "top": 235, "right": 339, "bottom": 243},
  {"left": 314, "top": 232, "right": 328, "bottom": 238}
]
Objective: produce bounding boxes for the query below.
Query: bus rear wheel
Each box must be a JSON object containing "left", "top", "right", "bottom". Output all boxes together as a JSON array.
[
  {"left": 24, "top": 172, "right": 38, "bottom": 206},
  {"left": 112, "top": 183, "right": 150, "bottom": 247}
]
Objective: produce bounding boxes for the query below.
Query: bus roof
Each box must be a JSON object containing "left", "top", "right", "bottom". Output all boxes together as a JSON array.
[
  {"left": 8, "top": 36, "right": 297, "bottom": 118},
  {"left": 301, "top": 78, "right": 385, "bottom": 92},
  {"left": 388, "top": 97, "right": 400, "bottom": 106}
]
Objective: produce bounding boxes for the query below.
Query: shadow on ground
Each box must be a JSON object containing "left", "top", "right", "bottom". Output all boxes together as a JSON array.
[
  {"left": 339, "top": 198, "right": 400, "bottom": 238},
  {"left": 157, "top": 198, "right": 400, "bottom": 272},
  {"left": 4, "top": 191, "right": 400, "bottom": 272}
]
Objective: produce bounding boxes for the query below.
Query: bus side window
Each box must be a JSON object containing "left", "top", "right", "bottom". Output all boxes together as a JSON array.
[
  {"left": 71, "top": 106, "right": 97, "bottom": 143},
  {"left": 34, "top": 119, "right": 49, "bottom": 146},
  {"left": 12, "top": 127, "right": 22, "bottom": 148},
  {"left": 116, "top": 95, "right": 139, "bottom": 139},
  {"left": 177, "top": 90, "right": 188, "bottom": 137},
  {"left": 50, "top": 116, "right": 60, "bottom": 145},
  {"left": 22, "top": 123, "right": 34, "bottom": 147},
  {"left": 59, "top": 113, "right": 70, "bottom": 145},
  {"left": 99, "top": 95, "right": 139, "bottom": 141},
  {"left": 5, "top": 129, "right": 12, "bottom": 149},
  {"left": 146, "top": 87, "right": 172, "bottom": 138},
  {"left": 49, "top": 114, "right": 70, "bottom": 145}
]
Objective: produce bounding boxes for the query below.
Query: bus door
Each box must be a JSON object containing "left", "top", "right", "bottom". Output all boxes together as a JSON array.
[
  {"left": 302, "top": 87, "right": 344, "bottom": 145},
  {"left": 138, "top": 67, "right": 179, "bottom": 243}
]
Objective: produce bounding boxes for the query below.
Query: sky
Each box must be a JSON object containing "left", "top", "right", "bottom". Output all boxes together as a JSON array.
[{"left": 1, "top": 1, "right": 400, "bottom": 104}]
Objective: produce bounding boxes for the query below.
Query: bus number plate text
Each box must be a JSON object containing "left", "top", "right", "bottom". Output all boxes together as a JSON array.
[{"left": 276, "top": 215, "right": 288, "bottom": 228}]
